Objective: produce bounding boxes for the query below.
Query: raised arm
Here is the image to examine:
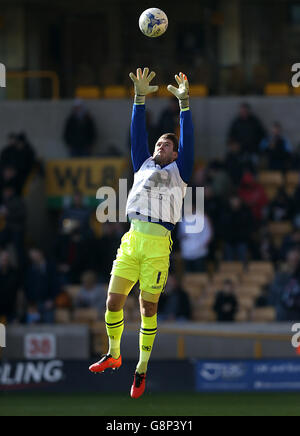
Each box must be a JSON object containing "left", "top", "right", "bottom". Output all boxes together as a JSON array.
[
  {"left": 167, "top": 72, "right": 194, "bottom": 183},
  {"left": 129, "top": 68, "right": 158, "bottom": 172}
]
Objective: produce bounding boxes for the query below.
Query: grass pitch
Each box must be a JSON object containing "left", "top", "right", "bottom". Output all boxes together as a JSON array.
[{"left": 0, "top": 392, "right": 300, "bottom": 416}]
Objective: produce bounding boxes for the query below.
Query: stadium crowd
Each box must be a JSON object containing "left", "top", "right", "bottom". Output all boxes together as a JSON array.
[{"left": 1, "top": 101, "right": 300, "bottom": 326}]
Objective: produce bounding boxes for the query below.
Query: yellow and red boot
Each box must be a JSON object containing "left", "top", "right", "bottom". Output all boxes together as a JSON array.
[
  {"left": 130, "top": 372, "right": 146, "bottom": 399},
  {"left": 89, "top": 354, "right": 122, "bottom": 374}
]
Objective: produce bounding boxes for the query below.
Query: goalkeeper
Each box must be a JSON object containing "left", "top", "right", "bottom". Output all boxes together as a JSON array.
[{"left": 89, "top": 68, "right": 194, "bottom": 399}]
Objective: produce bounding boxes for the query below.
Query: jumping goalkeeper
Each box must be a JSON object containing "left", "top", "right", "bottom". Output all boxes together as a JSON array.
[{"left": 89, "top": 68, "right": 194, "bottom": 399}]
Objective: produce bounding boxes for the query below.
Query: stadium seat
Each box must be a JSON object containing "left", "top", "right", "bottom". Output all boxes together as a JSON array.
[
  {"left": 182, "top": 273, "right": 209, "bottom": 297},
  {"left": 268, "top": 221, "right": 293, "bottom": 247},
  {"left": 241, "top": 273, "right": 270, "bottom": 287},
  {"left": 198, "top": 295, "right": 215, "bottom": 309},
  {"left": 258, "top": 171, "right": 284, "bottom": 185},
  {"left": 238, "top": 297, "right": 254, "bottom": 311},
  {"left": 251, "top": 307, "right": 276, "bottom": 322},
  {"left": 192, "top": 308, "right": 216, "bottom": 322},
  {"left": 103, "top": 86, "right": 127, "bottom": 98},
  {"left": 182, "top": 273, "right": 210, "bottom": 287},
  {"left": 55, "top": 309, "right": 71, "bottom": 324},
  {"left": 285, "top": 171, "right": 300, "bottom": 195},
  {"left": 238, "top": 284, "right": 262, "bottom": 298},
  {"left": 75, "top": 86, "right": 101, "bottom": 99},
  {"left": 65, "top": 285, "right": 81, "bottom": 301},
  {"left": 235, "top": 309, "right": 250, "bottom": 322},
  {"left": 247, "top": 261, "right": 275, "bottom": 280},
  {"left": 258, "top": 171, "right": 284, "bottom": 200},
  {"left": 218, "top": 261, "right": 245, "bottom": 275},
  {"left": 264, "top": 83, "right": 290, "bottom": 96},
  {"left": 189, "top": 84, "right": 208, "bottom": 97},
  {"left": 212, "top": 272, "right": 241, "bottom": 285},
  {"left": 73, "top": 308, "right": 99, "bottom": 324}
]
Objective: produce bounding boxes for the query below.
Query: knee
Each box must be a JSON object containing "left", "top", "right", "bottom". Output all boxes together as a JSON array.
[
  {"left": 140, "top": 299, "right": 157, "bottom": 317},
  {"left": 106, "top": 293, "right": 125, "bottom": 312}
]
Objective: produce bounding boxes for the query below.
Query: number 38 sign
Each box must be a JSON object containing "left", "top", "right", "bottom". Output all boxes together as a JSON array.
[{"left": 24, "top": 334, "right": 56, "bottom": 359}]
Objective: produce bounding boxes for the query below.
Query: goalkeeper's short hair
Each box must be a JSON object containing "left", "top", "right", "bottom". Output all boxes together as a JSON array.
[{"left": 160, "top": 133, "right": 179, "bottom": 152}]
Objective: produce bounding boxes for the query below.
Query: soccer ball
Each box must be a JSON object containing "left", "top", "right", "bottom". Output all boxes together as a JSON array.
[{"left": 139, "top": 8, "right": 168, "bottom": 38}]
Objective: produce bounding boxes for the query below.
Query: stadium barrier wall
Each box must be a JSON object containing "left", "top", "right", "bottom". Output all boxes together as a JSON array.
[
  {"left": 0, "top": 323, "right": 296, "bottom": 361},
  {"left": 1, "top": 359, "right": 300, "bottom": 393},
  {"left": 1, "top": 97, "right": 300, "bottom": 161}
]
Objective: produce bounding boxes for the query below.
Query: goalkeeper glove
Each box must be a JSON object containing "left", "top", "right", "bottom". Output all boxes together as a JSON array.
[
  {"left": 129, "top": 67, "right": 158, "bottom": 105},
  {"left": 167, "top": 72, "right": 190, "bottom": 110}
]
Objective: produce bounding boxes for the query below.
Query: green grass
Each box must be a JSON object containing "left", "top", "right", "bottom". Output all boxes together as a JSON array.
[{"left": 0, "top": 392, "right": 300, "bottom": 416}]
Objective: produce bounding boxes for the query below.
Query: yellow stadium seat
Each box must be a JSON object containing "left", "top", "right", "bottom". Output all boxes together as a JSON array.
[
  {"left": 212, "top": 273, "right": 241, "bottom": 285},
  {"left": 189, "top": 84, "right": 208, "bottom": 97},
  {"left": 235, "top": 309, "right": 250, "bottom": 322},
  {"left": 75, "top": 86, "right": 101, "bottom": 99},
  {"left": 238, "top": 297, "right": 254, "bottom": 311},
  {"left": 182, "top": 273, "right": 210, "bottom": 298},
  {"left": 258, "top": 171, "right": 284, "bottom": 187},
  {"left": 65, "top": 285, "right": 81, "bottom": 301},
  {"left": 241, "top": 273, "right": 270, "bottom": 287},
  {"left": 73, "top": 308, "right": 99, "bottom": 324},
  {"left": 237, "top": 284, "right": 262, "bottom": 298},
  {"left": 219, "top": 262, "right": 245, "bottom": 275},
  {"left": 103, "top": 86, "right": 127, "bottom": 98},
  {"left": 264, "top": 83, "right": 290, "bottom": 96},
  {"left": 192, "top": 308, "right": 216, "bottom": 322},
  {"left": 247, "top": 262, "right": 275, "bottom": 280},
  {"left": 55, "top": 309, "right": 71, "bottom": 324},
  {"left": 268, "top": 221, "right": 293, "bottom": 247},
  {"left": 285, "top": 171, "right": 300, "bottom": 195},
  {"left": 251, "top": 307, "right": 276, "bottom": 322},
  {"left": 258, "top": 171, "right": 284, "bottom": 200},
  {"left": 182, "top": 273, "right": 210, "bottom": 287}
]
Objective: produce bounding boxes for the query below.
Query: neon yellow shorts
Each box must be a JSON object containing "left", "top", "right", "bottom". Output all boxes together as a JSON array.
[{"left": 111, "top": 220, "right": 173, "bottom": 295}]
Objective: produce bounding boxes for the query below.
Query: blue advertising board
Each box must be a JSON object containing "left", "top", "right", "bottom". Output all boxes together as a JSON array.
[{"left": 196, "top": 360, "right": 300, "bottom": 392}]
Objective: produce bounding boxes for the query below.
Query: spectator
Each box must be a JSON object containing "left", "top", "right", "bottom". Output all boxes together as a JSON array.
[
  {"left": 238, "top": 171, "right": 268, "bottom": 222},
  {"left": 228, "top": 103, "right": 266, "bottom": 157},
  {"left": 269, "top": 248, "right": 300, "bottom": 321},
  {"left": 259, "top": 122, "right": 292, "bottom": 171},
  {"left": 266, "top": 187, "right": 293, "bottom": 222},
  {"left": 255, "top": 284, "right": 270, "bottom": 308},
  {"left": 60, "top": 191, "right": 92, "bottom": 237},
  {"left": 206, "top": 160, "right": 232, "bottom": 199},
  {"left": 291, "top": 183, "right": 300, "bottom": 228},
  {"left": 0, "top": 132, "right": 36, "bottom": 185},
  {"left": 96, "top": 222, "right": 124, "bottom": 282},
  {"left": 220, "top": 194, "right": 255, "bottom": 262},
  {"left": 75, "top": 271, "right": 106, "bottom": 317},
  {"left": 63, "top": 99, "right": 97, "bottom": 157},
  {"left": 0, "top": 165, "right": 23, "bottom": 197},
  {"left": 255, "top": 225, "right": 278, "bottom": 262},
  {"left": 158, "top": 274, "right": 191, "bottom": 321},
  {"left": 213, "top": 279, "right": 238, "bottom": 322},
  {"left": 0, "top": 185, "right": 27, "bottom": 268},
  {"left": 156, "top": 97, "right": 180, "bottom": 137},
  {"left": 224, "top": 140, "right": 256, "bottom": 185},
  {"left": 24, "top": 248, "right": 60, "bottom": 323},
  {"left": 55, "top": 228, "right": 98, "bottom": 284},
  {"left": 0, "top": 250, "right": 20, "bottom": 322},
  {"left": 178, "top": 210, "right": 213, "bottom": 273},
  {"left": 279, "top": 227, "right": 300, "bottom": 260}
]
